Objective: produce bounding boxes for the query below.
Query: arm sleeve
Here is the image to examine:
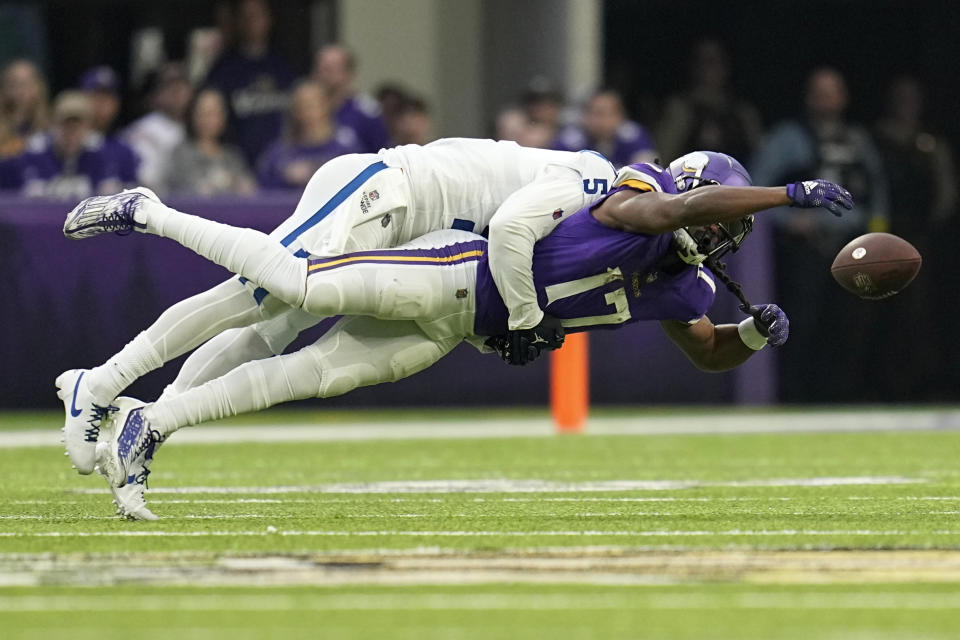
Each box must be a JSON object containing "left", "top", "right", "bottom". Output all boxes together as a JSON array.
[{"left": 487, "top": 163, "right": 588, "bottom": 330}]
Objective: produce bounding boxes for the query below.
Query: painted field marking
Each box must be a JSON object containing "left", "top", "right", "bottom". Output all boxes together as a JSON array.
[
  {"left": 6, "top": 510, "right": 956, "bottom": 521},
  {"left": 0, "top": 515, "right": 116, "bottom": 520},
  {"left": 14, "top": 496, "right": 960, "bottom": 507},
  {"left": 2, "top": 529, "right": 959, "bottom": 538},
  {"left": 4, "top": 407, "right": 960, "bottom": 449},
  {"left": 66, "top": 476, "right": 924, "bottom": 496},
  {"left": 2, "top": 592, "right": 960, "bottom": 611}
]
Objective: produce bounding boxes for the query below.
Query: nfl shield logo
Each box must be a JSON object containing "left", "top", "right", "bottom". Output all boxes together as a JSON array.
[
  {"left": 369, "top": 190, "right": 380, "bottom": 201},
  {"left": 552, "top": 208, "right": 563, "bottom": 220}
]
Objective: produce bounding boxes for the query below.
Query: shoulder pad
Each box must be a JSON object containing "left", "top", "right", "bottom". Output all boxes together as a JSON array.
[{"left": 613, "top": 162, "right": 674, "bottom": 193}]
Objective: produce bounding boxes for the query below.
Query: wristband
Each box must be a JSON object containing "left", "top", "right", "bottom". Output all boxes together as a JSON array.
[{"left": 737, "top": 317, "right": 768, "bottom": 351}]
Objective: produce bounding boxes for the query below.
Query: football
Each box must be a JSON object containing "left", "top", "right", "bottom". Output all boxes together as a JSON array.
[{"left": 830, "top": 232, "right": 922, "bottom": 300}]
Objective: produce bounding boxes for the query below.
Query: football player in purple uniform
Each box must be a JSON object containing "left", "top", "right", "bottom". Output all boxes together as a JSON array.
[{"left": 62, "top": 151, "right": 851, "bottom": 518}]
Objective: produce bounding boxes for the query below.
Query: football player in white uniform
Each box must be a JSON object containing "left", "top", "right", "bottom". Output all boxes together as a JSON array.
[
  {"left": 57, "top": 138, "right": 616, "bottom": 475},
  {"left": 62, "top": 150, "right": 852, "bottom": 520}
]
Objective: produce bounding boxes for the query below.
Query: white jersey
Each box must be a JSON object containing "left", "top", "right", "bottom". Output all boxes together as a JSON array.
[
  {"left": 263, "top": 138, "right": 616, "bottom": 333},
  {"left": 380, "top": 138, "right": 614, "bottom": 239}
]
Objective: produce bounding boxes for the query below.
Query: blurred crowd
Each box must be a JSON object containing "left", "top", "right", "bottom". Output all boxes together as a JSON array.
[
  {"left": 0, "top": 0, "right": 434, "bottom": 199},
  {"left": 0, "top": 0, "right": 955, "bottom": 402},
  {"left": 503, "top": 41, "right": 957, "bottom": 403}
]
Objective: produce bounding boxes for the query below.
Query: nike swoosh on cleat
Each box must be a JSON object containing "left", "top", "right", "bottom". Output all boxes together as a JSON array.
[{"left": 69, "top": 372, "right": 85, "bottom": 417}]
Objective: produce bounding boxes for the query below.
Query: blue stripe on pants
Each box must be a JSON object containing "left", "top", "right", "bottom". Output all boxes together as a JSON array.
[{"left": 243, "top": 160, "right": 390, "bottom": 304}]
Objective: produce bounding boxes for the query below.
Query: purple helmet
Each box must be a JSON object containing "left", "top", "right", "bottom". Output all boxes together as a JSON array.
[
  {"left": 668, "top": 150, "right": 752, "bottom": 191},
  {"left": 667, "top": 151, "right": 754, "bottom": 264}
]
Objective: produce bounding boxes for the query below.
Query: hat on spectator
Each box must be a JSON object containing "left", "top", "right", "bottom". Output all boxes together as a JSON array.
[
  {"left": 79, "top": 66, "right": 120, "bottom": 94},
  {"left": 53, "top": 91, "right": 92, "bottom": 122},
  {"left": 521, "top": 75, "right": 562, "bottom": 105}
]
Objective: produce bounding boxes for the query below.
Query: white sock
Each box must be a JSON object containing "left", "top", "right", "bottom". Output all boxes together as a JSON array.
[
  {"left": 84, "top": 278, "right": 271, "bottom": 403},
  {"left": 86, "top": 333, "right": 162, "bottom": 406},
  {"left": 138, "top": 201, "right": 307, "bottom": 308},
  {"left": 144, "top": 346, "right": 324, "bottom": 437}
]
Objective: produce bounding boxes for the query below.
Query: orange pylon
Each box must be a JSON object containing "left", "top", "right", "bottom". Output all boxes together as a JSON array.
[{"left": 550, "top": 332, "right": 589, "bottom": 432}]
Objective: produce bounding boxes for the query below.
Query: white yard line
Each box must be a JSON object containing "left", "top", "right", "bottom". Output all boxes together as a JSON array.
[
  {"left": 2, "top": 592, "right": 960, "bottom": 611},
  {"left": 66, "top": 476, "right": 924, "bottom": 496},
  {"left": 4, "top": 408, "right": 960, "bottom": 448},
  {"left": 1, "top": 528, "right": 957, "bottom": 538},
  {"left": 22, "top": 494, "right": 957, "bottom": 506},
  {"left": 8, "top": 511, "right": 958, "bottom": 520}
]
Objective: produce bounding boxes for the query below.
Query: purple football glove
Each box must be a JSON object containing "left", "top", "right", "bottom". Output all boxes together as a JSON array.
[
  {"left": 747, "top": 304, "right": 789, "bottom": 348},
  {"left": 786, "top": 179, "right": 854, "bottom": 216}
]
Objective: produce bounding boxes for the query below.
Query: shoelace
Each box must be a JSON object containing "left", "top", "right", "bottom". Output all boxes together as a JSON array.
[
  {"left": 105, "top": 195, "right": 143, "bottom": 236},
  {"left": 84, "top": 403, "right": 119, "bottom": 442},
  {"left": 132, "top": 466, "right": 151, "bottom": 489},
  {"left": 129, "top": 428, "right": 163, "bottom": 467},
  {"left": 132, "top": 437, "right": 159, "bottom": 489}
]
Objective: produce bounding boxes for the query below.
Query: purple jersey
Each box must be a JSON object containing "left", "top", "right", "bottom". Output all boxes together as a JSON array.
[
  {"left": 205, "top": 50, "right": 296, "bottom": 164},
  {"left": 473, "top": 190, "right": 716, "bottom": 336},
  {"left": 0, "top": 133, "right": 138, "bottom": 198},
  {"left": 554, "top": 121, "right": 655, "bottom": 168},
  {"left": 256, "top": 128, "right": 362, "bottom": 190},
  {"left": 98, "top": 136, "right": 140, "bottom": 185},
  {"left": 337, "top": 94, "right": 390, "bottom": 154}
]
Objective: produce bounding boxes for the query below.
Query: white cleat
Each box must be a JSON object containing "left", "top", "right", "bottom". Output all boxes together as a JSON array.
[
  {"left": 111, "top": 481, "right": 159, "bottom": 521},
  {"left": 97, "top": 444, "right": 158, "bottom": 521},
  {"left": 63, "top": 187, "right": 158, "bottom": 240},
  {"left": 95, "top": 397, "right": 161, "bottom": 521},
  {"left": 97, "top": 397, "right": 163, "bottom": 489},
  {"left": 55, "top": 369, "right": 117, "bottom": 475}
]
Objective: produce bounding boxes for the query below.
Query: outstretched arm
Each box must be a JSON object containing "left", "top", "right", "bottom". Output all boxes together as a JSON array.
[
  {"left": 593, "top": 180, "right": 853, "bottom": 234},
  {"left": 661, "top": 317, "right": 753, "bottom": 372},
  {"left": 662, "top": 304, "right": 789, "bottom": 372}
]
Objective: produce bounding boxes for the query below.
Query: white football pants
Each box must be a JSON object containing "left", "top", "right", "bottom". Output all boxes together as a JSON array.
[
  {"left": 85, "top": 154, "right": 406, "bottom": 405},
  {"left": 139, "top": 221, "right": 484, "bottom": 434}
]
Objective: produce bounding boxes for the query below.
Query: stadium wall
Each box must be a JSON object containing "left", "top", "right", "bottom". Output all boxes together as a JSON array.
[{"left": 0, "top": 196, "right": 773, "bottom": 409}]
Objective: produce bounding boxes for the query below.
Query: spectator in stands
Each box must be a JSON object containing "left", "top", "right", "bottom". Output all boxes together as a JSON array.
[
  {"left": 78, "top": 66, "right": 139, "bottom": 187},
  {"left": 0, "top": 91, "right": 130, "bottom": 198},
  {"left": 256, "top": 80, "right": 360, "bottom": 190},
  {"left": 495, "top": 105, "right": 554, "bottom": 149},
  {"left": 206, "top": 0, "right": 295, "bottom": 164},
  {"left": 167, "top": 87, "right": 255, "bottom": 196},
  {"left": 1, "top": 59, "right": 48, "bottom": 140},
  {"left": 393, "top": 96, "right": 433, "bottom": 146},
  {"left": 123, "top": 62, "right": 192, "bottom": 190},
  {"left": 874, "top": 76, "right": 956, "bottom": 238},
  {"left": 0, "top": 117, "right": 21, "bottom": 158},
  {"left": 554, "top": 88, "right": 655, "bottom": 167},
  {"left": 519, "top": 78, "right": 564, "bottom": 149},
  {"left": 656, "top": 39, "right": 763, "bottom": 164},
  {"left": 80, "top": 66, "right": 121, "bottom": 136},
  {"left": 375, "top": 82, "right": 411, "bottom": 145},
  {"left": 872, "top": 75, "right": 957, "bottom": 400},
  {"left": 313, "top": 44, "right": 389, "bottom": 153},
  {"left": 752, "top": 67, "right": 889, "bottom": 403}
]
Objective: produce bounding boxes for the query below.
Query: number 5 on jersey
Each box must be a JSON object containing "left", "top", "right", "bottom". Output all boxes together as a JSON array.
[{"left": 583, "top": 178, "right": 609, "bottom": 195}]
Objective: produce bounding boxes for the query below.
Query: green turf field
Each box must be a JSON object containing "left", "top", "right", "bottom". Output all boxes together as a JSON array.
[{"left": 2, "top": 409, "right": 960, "bottom": 639}]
